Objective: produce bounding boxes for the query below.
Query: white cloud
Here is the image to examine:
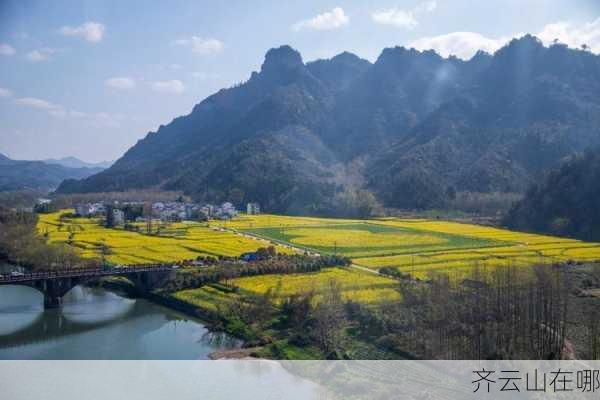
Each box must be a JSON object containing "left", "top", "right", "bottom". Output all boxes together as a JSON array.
[
  {"left": 192, "top": 71, "right": 219, "bottom": 80},
  {"left": 292, "top": 7, "right": 349, "bottom": 31},
  {"left": 14, "top": 96, "right": 122, "bottom": 127},
  {"left": 105, "top": 77, "right": 136, "bottom": 90},
  {"left": 60, "top": 22, "right": 105, "bottom": 43},
  {"left": 408, "top": 17, "right": 600, "bottom": 60},
  {"left": 151, "top": 80, "right": 185, "bottom": 95},
  {"left": 416, "top": 0, "right": 438, "bottom": 13},
  {"left": 537, "top": 18, "right": 600, "bottom": 53},
  {"left": 0, "top": 87, "right": 12, "bottom": 98},
  {"left": 173, "top": 36, "right": 224, "bottom": 55},
  {"left": 89, "top": 112, "right": 123, "bottom": 128},
  {"left": 372, "top": 1, "right": 437, "bottom": 30},
  {"left": 169, "top": 63, "right": 183, "bottom": 70},
  {"left": 410, "top": 32, "right": 516, "bottom": 59},
  {"left": 15, "top": 97, "right": 61, "bottom": 110},
  {"left": 26, "top": 48, "right": 58, "bottom": 62},
  {"left": 48, "top": 109, "right": 123, "bottom": 128},
  {"left": 0, "top": 43, "right": 16, "bottom": 56},
  {"left": 372, "top": 8, "right": 417, "bottom": 29}
]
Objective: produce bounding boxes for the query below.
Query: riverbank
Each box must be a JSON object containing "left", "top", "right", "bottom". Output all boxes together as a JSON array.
[
  {"left": 208, "top": 347, "right": 263, "bottom": 360},
  {"left": 96, "top": 276, "right": 338, "bottom": 360},
  {"left": 97, "top": 278, "right": 264, "bottom": 359}
]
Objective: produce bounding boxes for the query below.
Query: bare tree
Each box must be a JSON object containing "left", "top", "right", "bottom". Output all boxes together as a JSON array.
[{"left": 311, "top": 279, "right": 347, "bottom": 358}]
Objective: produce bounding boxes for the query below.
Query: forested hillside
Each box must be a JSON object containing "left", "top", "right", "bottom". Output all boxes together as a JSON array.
[
  {"left": 58, "top": 36, "right": 600, "bottom": 214},
  {"left": 505, "top": 150, "right": 600, "bottom": 241}
]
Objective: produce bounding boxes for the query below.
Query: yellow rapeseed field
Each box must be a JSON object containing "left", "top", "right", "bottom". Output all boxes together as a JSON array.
[
  {"left": 37, "top": 211, "right": 293, "bottom": 265},
  {"left": 231, "top": 214, "right": 600, "bottom": 280},
  {"left": 288, "top": 227, "right": 446, "bottom": 249},
  {"left": 216, "top": 214, "right": 355, "bottom": 230},
  {"left": 173, "top": 285, "right": 242, "bottom": 311},
  {"left": 37, "top": 211, "right": 600, "bottom": 283},
  {"left": 230, "top": 267, "right": 401, "bottom": 304}
]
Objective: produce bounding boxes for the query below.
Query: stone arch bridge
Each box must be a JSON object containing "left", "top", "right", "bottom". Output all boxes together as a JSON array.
[{"left": 0, "top": 265, "right": 175, "bottom": 308}]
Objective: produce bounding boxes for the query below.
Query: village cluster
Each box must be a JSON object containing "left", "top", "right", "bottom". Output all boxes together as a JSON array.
[{"left": 73, "top": 201, "right": 261, "bottom": 225}]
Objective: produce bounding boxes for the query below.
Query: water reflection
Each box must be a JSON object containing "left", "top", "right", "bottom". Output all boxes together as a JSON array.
[
  {"left": 61, "top": 286, "right": 135, "bottom": 324},
  {"left": 0, "top": 285, "right": 43, "bottom": 336},
  {"left": 0, "top": 285, "right": 240, "bottom": 359}
]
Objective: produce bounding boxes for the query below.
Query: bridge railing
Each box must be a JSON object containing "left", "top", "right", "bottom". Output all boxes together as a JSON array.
[{"left": 0, "top": 264, "right": 176, "bottom": 284}]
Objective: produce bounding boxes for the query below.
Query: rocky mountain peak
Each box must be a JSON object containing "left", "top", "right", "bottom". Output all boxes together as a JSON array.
[{"left": 261, "top": 45, "right": 304, "bottom": 75}]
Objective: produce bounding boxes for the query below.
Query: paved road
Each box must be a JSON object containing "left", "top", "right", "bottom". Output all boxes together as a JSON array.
[{"left": 348, "top": 263, "right": 381, "bottom": 275}]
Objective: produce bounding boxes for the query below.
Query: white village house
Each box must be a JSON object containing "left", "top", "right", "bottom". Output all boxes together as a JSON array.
[
  {"left": 112, "top": 209, "right": 125, "bottom": 225},
  {"left": 72, "top": 200, "right": 239, "bottom": 223},
  {"left": 247, "top": 202, "right": 261, "bottom": 215}
]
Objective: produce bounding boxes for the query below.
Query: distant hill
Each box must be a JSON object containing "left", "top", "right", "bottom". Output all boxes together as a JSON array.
[
  {"left": 0, "top": 153, "right": 104, "bottom": 192},
  {"left": 43, "top": 156, "right": 112, "bottom": 170},
  {"left": 57, "top": 35, "right": 600, "bottom": 213},
  {"left": 505, "top": 150, "right": 600, "bottom": 241}
]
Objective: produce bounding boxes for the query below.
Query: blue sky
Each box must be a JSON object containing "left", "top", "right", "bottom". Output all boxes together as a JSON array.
[{"left": 1, "top": 0, "right": 599, "bottom": 162}]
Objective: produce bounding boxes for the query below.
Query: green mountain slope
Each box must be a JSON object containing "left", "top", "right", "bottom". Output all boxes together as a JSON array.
[
  {"left": 505, "top": 149, "right": 600, "bottom": 241},
  {"left": 57, "top": 36, "right": 600, "bottom": 213}
]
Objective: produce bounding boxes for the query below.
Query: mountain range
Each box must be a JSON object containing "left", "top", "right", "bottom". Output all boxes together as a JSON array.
[
  {"left": 42, "top": 157, "right": 113, "bottom": 170},
  {"left": 0, "top": 153, "right": 106, "bottom": 192},
  {"left": 57, "top": 35, "right": 600, "bottom": 213}
]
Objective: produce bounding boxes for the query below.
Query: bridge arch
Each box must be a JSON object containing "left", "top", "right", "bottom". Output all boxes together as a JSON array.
[
  {"left": 0, "top": 266, "right": 175, "bottom": 308},
  {"left": 23, "top": 276, "right": 94, "bottom": 308},
  {"left": 0, "top": 285, "right": 44, "bottom": 336}
]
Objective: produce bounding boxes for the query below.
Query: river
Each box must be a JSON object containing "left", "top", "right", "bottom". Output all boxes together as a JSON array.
[{"left": 0, "top": 285, "right": 240, "bottom": 359}]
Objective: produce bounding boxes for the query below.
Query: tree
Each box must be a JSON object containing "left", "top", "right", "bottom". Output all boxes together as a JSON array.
[
  {"left": 281, "top": 290, "right": 315, "bottom": 346},
  {"left": 332, "top": 188, "right": 380, "bottom": 218},
  {"left": 311, "top": 279, "right": 347, "bottom": 358},
  {"left": 143, "top": 202, "right": 153, "bottom": 234},
  {"left": 355, "top": 190, "right": 380, "bottom": 219},
  {"left": 256, "top": 247, "right": 269, "bottom": 260},
  {"left": 0, "top": 207, "right": 95, "bottom": 271},
  {"left": 105, "top": 204, "right": 115, "bottom": 228},
  {"left": 229, "top": 188, "right": 245, "bottom": 207},
  {"left": 445, "top": 186, "right": 457, "bottom": 201}
]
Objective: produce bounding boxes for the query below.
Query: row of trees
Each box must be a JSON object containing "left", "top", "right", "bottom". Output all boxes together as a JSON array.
[
  {"left": 163, "top": 254, "right": 351, "bottom": 292},
  {"left": 349, "top": 265, "right": 572, "bottom": 359}
]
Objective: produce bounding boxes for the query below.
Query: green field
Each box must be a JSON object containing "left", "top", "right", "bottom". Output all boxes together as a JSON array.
[{"left": 242, "top": 222, "right": 507, "bottom": 258}]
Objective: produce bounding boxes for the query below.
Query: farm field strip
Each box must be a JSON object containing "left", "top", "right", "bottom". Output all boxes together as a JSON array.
[
  {"left": 37, "top": 212, "right": 294, "bottom": 265},
  {"left": 216, "top": 214, "right": 359, "bottom": 229},
  {"left": 230, "top": 214, "right": 600, "bottom": 278},
  {"left": 228, "top": 267, "right": 401, "bottom": 304},
  {"left": 173, "top": 285, "right": 243, "bottom": 311}
]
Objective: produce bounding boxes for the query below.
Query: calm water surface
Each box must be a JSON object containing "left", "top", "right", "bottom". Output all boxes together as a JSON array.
[{"left": 0, "top": 285, "right": 239, "bottom": 359}]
